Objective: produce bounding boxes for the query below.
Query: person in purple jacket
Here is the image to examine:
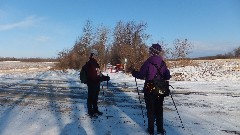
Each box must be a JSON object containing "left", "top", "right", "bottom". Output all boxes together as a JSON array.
[{"left": 131, "top": 43, "right": 171, "bottom": 135}]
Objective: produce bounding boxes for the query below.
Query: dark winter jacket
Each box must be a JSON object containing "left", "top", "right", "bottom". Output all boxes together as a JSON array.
[
  {"left": 86, "top": 57, "right": 110, "bottom": 85},
  {"left": 86, "top": 57, "right": 101, "bottom": 85},
  {"left": 132, "top": 55, "right": 171, "bottom": 81}
]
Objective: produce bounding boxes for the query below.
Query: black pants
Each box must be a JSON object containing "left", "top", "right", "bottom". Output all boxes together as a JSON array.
[
  {"left": 144, "top": 93, "right": 164, "bottom": 133},
  {"left": 87, "top": 84, "right": 100, "bottom": 113}
]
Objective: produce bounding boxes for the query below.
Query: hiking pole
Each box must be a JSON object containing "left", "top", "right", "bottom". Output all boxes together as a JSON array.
[
  {"left": 169, "top": 86, "right": 185, "bottom": 129},
  {"left": 102, "top": 74, "right": 109, "bottom": 96},
  {"left": 102, "top": 85, "right": 104, "bottom": 96},
  {"left": 135, "top": 78, "right": 146, "bottom": 126},
  {"left": 107, "top": 74, "right": 109, "bottom": 89},
  {"left": 105, "top": 74, "right": 109, "bottom": 113}
]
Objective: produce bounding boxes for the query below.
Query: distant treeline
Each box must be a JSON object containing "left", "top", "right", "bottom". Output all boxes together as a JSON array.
[
  {"left": 193, "top": 47, "right": 240, "bottom": 60},
  {"left": 193, "top": 55, "right": 238, "bottom": 60},
  {"left": 0, "top": 57, "right": 58, "bottom": 62}
]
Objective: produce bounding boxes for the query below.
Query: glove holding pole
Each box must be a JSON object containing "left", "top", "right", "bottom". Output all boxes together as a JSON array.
[
  {"left": 101, "top": 74, "right": 110, "bottom": 82},
  {"left": 100, "top": 73, "right": 110, "bottom": 95}
]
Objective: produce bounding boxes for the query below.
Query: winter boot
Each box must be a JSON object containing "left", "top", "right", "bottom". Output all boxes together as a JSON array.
[
  {"left": 94, "top": 110, "right": 103, "bottom": 115},
  {"left": 88, "top": 109, "right": 94, "bottom": 116},
  {"left": 157, "top": 129, "right": 166, "bottom": 135}
]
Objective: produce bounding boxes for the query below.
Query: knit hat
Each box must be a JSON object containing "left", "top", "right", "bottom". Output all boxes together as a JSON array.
[{"left": 149, "top": 43, "right": 162, "bottom": 55}]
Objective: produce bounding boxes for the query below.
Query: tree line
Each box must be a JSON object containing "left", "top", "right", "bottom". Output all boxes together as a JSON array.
[
  {"left": 56, "top": 20, "right": 195, "bottom": 71},
  {"left": 193, "top": 47, "right": 240, "bottom": 60},
  {"left": 0, "top": 57, "right": 57, "bottom": 62}
]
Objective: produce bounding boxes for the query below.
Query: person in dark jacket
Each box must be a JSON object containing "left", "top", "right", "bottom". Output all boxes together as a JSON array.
[
  {"left": 131, "top": 43, "right": 171, "bottom": 135},
  {"left": 86, "top": 49, "right": 110, "bottom": 117}
]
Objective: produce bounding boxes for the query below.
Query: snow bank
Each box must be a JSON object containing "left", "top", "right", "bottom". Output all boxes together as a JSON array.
[{"left": 170, "top": 59, "right": 240, "bottom": 81}]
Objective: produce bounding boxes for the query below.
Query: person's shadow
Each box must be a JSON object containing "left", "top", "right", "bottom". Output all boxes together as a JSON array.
[
  {"left": 60, "top": 121, "right": 87, "bottom": 135},
  {"left": 59, "top": 76, "right": 88, "bottom": 135}
]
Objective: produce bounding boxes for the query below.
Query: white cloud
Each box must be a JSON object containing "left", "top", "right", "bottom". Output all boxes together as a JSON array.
[
  {"left": 0, "top": 16, "right": 42, "bottom": 31},
  {"left": 188, "top": 40, "right": 240, "bottom": 57},
  {"left": 35, "top": 35, "right": 50, "bottom": 42},
  {"left": 192, "top": 41, "right": 238, "bottom": 52}
]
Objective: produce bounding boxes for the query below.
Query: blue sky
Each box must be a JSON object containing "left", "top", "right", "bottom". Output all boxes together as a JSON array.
[{"left": 0, "top": 0, "right": 240, "bottom": 58}]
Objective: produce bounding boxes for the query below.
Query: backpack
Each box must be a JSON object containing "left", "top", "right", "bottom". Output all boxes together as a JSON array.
[
  {"left": 144, "top": 61, "right": 170, "bottom": 97},
  {"left": 80, "top": 62, "right": 88, "bottom": 84}
]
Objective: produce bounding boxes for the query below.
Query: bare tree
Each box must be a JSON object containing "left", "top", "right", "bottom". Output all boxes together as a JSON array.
[
  {"left": 170, "top": 39, "right": 193, "bottom": 67},
  {"left": 171, "top": 39, "right": 193, "bottom": 59},
  {"left": 233, "top": 46, "right": 240, "bottom": 57},
  {"left": 56, "top": 20, "right": 94, "bottom": 69},
  {"left": 111, "top": 21, "right": 150, "bottom": 70},
  {"left": 92, "top": 25, "right": 110, "bottom": 70}
]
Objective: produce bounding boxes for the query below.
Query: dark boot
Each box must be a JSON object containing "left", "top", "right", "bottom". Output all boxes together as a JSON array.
[
  {"left": 88, "top": 109, "right": 94, "bottom": 116},
  {"left": 94, "top": 110, "right": 103, "bottom": 115},
  {"left": 157, "top": 129, "right": 166, "bottom": 135}
]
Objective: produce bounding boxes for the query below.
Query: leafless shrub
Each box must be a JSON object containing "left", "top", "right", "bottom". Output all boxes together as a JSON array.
[
  {"left": 170, "top": 39, "right": 193, "bottom": 67},
  {"left": 111, "top": 21, "right": 150, "bottom": 71}
]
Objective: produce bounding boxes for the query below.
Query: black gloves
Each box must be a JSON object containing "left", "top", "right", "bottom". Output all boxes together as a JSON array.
[
  {"left": 164, "top": 81, "right": 170, "bottom": 97},
  {"left": 165, "top": 81, "right": 169, "bottom": 86},
  {"left": 102, "top": 75, "right": 110, "bottom": 81},
  {"left": 131, "top": 69, "right": 138, "bottom": 78},
  {"left": 131, "top": 69, "right": 136, "bottom": 74}
]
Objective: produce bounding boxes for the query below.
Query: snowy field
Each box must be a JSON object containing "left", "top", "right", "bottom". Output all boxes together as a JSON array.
[{"left": 0, "top": 60, "right": 240, "bottom": 135}]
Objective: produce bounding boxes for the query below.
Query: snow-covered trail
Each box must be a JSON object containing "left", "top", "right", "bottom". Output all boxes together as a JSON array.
[
  {"left": 0, "top": 66, "right": 240, "bottom": 135},
  {"left": 0, "top": 70, "right": 148, "bottom": 135},
  {"left": 164, "top": 81, "right": 240, "bottom": 135}
]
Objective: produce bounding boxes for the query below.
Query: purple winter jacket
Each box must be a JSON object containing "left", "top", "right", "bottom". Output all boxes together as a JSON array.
[{"left": 132, "top": 55, "right": 171, "bottom": 81}]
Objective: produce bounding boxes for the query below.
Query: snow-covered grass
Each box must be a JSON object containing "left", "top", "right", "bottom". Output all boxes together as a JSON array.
[
  {"left": 0, "top": 60, "right": 239, "bottom": 135},
  {"left": 0, "top": 61, "right": 55, "bottom": 73}
]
